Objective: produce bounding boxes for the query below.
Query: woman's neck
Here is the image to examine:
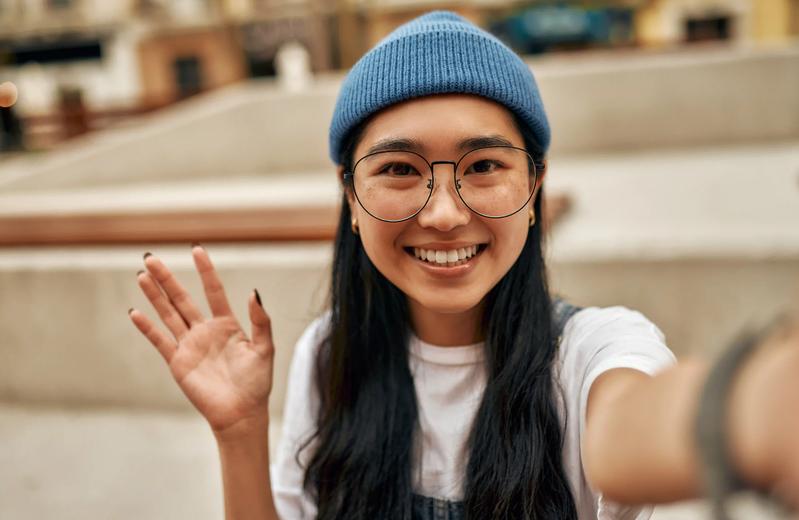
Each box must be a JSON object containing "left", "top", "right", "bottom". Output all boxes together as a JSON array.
[{"left": 408, "top": 298, "right": 485, "bottom": 346}]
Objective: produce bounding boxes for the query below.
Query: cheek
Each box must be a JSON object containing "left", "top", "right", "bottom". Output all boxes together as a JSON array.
[
  {"left": 358, "top": 221, "right": 402, "bottom": 269},
  {"left": 488, "top": 217, "right": 529, "bottom": 263}
]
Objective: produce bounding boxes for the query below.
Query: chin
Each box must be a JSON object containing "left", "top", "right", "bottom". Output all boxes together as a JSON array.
[{"left": 410, "top": 291, "right": 484, "bottom": 315}]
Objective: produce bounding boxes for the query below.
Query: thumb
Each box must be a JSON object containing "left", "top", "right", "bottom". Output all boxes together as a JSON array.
[{"left": 248, "top": 289, "right": 274, "bottom": 358}]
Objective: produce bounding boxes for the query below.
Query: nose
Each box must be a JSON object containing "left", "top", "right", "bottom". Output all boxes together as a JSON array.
[{"left": 415, "top": 162, "right": 471, "bottom": 231}]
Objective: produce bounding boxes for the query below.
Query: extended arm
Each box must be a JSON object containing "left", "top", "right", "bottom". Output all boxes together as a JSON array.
[{"left": 583, "top": 319, "right": 799, "bottom": 507}]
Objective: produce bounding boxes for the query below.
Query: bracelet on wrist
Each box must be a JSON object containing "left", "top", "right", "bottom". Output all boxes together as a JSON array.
[{"left": 695, "top": 317, "right": 795, "bottom": 519}]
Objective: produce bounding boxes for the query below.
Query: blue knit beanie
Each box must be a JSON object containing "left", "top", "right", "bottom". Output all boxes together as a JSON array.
[{"left": 328, "top": 10, "right": 550, "bottom": 165}]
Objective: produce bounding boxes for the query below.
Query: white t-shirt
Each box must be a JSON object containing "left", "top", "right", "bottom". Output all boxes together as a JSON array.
[{"left": 271, "top": 305, "right": 677, "bottom": 519}]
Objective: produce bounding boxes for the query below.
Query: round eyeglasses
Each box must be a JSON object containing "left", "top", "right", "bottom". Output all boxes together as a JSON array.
[{"left": 343, "top": 145, "right": 540, "bottom": 223}]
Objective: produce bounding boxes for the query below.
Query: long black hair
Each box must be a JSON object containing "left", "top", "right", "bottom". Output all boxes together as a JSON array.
[{"left": 301, "top": 111, "right": 578, "bottom": 520}]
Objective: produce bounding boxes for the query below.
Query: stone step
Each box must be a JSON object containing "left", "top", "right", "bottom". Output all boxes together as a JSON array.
[{"left": 1, "top": 139, "right": 797, "bottom": 411}]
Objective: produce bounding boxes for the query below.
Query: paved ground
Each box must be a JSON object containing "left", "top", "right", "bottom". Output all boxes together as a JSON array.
[
  {"left": 0, "top": 403, "right": 223, "bottom": 519},
  {"left": 2, "top": 403, "right": 788, "bottom": 520}
]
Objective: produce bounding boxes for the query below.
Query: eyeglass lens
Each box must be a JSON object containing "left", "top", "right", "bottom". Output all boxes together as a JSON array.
[{"left": 351, "top": 146, "right": 537, "bottom": 221}]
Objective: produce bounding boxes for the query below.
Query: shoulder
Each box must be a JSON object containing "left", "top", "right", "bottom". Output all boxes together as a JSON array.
[
  {"left": 556, "top": 304, "right": 677, "bottom": 384},
  {"left": 563, "top": 304, "right": 666, "bottom": 345}
]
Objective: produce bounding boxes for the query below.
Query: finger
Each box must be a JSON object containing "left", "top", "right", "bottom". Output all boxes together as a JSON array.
[
  {"left": 192, "top": 245, "right": 234, "bottom": 318},
  {"left": 248, "top": 289, "right": 274, "bottom": 358},
  {"left": 137, "top": 270, "right": 190, "bottom": 339},
  {"left": 0, "top": 81, "right": 17, "bottom": 108},
  {"left": 144, "top": 253, "right": 204, "bottom": 325},
  {"left": 128, "top": 308, "right": 177, "bottom": 363}
]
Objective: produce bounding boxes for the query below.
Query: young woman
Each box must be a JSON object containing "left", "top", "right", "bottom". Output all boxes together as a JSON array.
[{"left": 128, "top": 11, "right": 799, "bottom": 520}]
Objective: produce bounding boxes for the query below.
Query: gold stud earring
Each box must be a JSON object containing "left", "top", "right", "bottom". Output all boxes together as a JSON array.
[
  {"left": 528, "top": 209, "right": 536, "bottom": 227},
  {"left": 351, "top": 218, "right": 359, "bottom": 235}
]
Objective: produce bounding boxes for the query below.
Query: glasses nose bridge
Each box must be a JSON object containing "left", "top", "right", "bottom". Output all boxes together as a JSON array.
[
  {"left": 421, "top": 159, "right": 467, "bottom": 219},
  {"left": 428, "top": 160, "right": 460, "bottom": 190}
]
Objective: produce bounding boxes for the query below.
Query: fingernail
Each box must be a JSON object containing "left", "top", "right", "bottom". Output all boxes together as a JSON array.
[
  {"left": 254, "top": 289, "right": 263, "bottom": 307},
  {"left": 128, "top": 308, "right": 134, "bottom": 315},
  {"left": 191, "top": 242, "right": 202, "bottom": 250},
  {"left": 143, "top": 252, "right": 152, "bottom": 260},
  {"left": 136, "top": 269, "right": 145, "bottom": 276}
]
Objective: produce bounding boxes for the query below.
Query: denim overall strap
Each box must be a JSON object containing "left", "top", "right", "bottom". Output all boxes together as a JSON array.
[
  {"left": 410, "top": 297, "right": 582, "bottom": 519},
  {"left": 411, "top": 493, "right": 465, "bottom": 520},
  {"left": 552, "top": 296, "right": 583, "bottom": 345}
]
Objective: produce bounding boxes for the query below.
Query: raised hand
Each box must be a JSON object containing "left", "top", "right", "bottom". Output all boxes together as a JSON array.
[{"left": 128, "top": 245, "right": 275, "bottom": 436}]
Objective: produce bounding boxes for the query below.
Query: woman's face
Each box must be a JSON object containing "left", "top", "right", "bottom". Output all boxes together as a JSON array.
[{"left": 342, "top": 94, "right": 544, "bottom": 317}]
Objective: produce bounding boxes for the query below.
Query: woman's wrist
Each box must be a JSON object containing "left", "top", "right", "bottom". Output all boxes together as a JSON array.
[
  {"left": 213, "top": 409, "right": 278, "bottom": 519},
  {"left": 727, "top": 318, "right": 799, "bottom": 491},
  {"left": 213, "top": 410, "right": 272, "bottom": 445}
]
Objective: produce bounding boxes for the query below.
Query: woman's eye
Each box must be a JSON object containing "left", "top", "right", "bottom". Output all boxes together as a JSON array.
[
  {"left": 467, "top": 160, "right": 499, "bottom": 174},
  {"left": 381, "top": 163, "right": 418, "bottom": 176}
]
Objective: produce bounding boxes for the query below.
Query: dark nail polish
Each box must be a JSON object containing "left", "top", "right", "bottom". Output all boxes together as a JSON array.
[
  {"left": 254, "top": 289, "right": 263, "bottom": 307},
  {"left": 143, "top": 252, "right": 152, "bottom": 260},
  {"left": 136, "top": 270, "right": 145, "bottom": 276},
  {"left": 128, "top": 308, "right": 134, "bottom": 315}
]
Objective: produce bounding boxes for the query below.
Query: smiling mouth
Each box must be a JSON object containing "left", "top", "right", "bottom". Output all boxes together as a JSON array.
[{"left": 403, "top": 244, "right": 488, "bottom": 267}]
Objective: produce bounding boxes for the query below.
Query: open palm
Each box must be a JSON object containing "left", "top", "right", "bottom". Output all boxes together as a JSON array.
[{"left": 129, "top": 245, "right": 274, "bottom": 434}]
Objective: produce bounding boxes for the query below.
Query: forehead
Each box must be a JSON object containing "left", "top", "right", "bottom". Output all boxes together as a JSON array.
[{"left": 354, "top": 94, "right": 523, "bottom": 158}]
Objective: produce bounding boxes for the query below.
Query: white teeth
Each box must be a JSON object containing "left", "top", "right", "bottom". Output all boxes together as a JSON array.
[{"left": 412, "top": 245, "right": 483, "bottom": 264}]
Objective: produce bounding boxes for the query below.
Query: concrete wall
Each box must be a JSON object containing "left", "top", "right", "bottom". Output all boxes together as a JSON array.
[
  {"left": 540, "top": 44, "right": 799, "bottom": 152},
  {"left": 551, "top": 259, "right": 799, "bottom": 359},
  {"left": 0, "top": 244, "right": 330, "bottom": 418},
  {"left": 1, "top": 245, "right": 796, "bottom": 416},
  {"left": 0, "top": 80, "right": 339, "bottom": 191}
]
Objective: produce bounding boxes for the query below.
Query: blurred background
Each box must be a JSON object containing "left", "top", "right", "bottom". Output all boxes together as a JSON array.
[{"left": 0, "top": 0, "right": 798, "bottom": 518}]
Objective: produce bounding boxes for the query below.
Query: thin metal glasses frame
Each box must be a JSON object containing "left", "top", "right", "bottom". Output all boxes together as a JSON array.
[{"left": 343, "top": 145, "right": 541, "bottom": 223}]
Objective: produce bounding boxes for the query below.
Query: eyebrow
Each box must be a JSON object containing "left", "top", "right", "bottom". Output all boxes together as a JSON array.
[{"left": 364, "top": 134, "right": 517, "bottom": 156}]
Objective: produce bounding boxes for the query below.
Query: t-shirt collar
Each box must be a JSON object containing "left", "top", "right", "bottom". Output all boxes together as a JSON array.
[{"left": 408, "top": 329, "right": 484, "bottom": 365}]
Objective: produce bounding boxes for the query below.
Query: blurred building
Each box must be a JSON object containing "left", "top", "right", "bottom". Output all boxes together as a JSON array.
[
  {"left": 1, "top": 0, "right": 797, "bottom": 149},
  {"left": 335, "top": 0, "right": 799, "bottom": 65},
  {"left": 3, "top": 0, "right": 798, "bottom": 110},
  {"left": 135, "top": 1, "right": 246, "bottom": 107},
  {"left": 0, "top": 0, "right": 248, "bottom": 111},
  {"left": 0, "top": 0, "right": 246, "bottom": 147},
  {"left": 220, "top": 0, "right": 334, "bottom": 75},
  {"left": 636, "top": 0, "right": 799, "bottom": 46},
  {"left": 0, "top": 0, "right": 341, "bottom": 148}
]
